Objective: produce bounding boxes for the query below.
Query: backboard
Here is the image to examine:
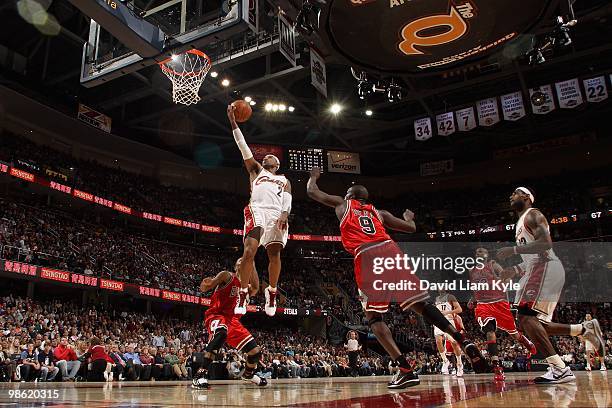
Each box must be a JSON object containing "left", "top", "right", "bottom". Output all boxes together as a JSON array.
[{"left": 80, "top": 0, "right": 259, "bottom": 87}]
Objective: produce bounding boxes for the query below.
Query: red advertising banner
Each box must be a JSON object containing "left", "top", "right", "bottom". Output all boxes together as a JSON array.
[
  {"left": 139, "top": 286, "right": 161, "bottom": 297},
  {"left": 100, "top": 279, "right": 125, "bottom": 292},
  {"left": 10, "top": 168, "right": 35, "bottom": 182},
  {"left": 73, "top": 189, "right": 94, "bottom": 202},
  {"left": 70, "top": 273, "right": 98, "bottom": 287},
  {"left": 162, "top": 290, "right": 182, "bottom": 302},
  {"left": 4, "top": 260, "right": 37, "bottom": 276},
  {"left": 40, "top": 268, "right": 70, "bottom": 282}
]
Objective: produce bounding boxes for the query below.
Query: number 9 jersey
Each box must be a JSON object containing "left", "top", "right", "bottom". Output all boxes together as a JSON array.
[{"left": 340, "top": 199, "right": 391, "bottom": 256}]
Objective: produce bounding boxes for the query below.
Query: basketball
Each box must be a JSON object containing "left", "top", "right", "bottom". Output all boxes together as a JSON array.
[{"left": 231, "top": 100, "right": 252, "bottom": 123}]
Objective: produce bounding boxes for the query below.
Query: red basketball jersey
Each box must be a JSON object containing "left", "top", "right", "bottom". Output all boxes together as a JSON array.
[
  {"left": 205, "top": 274, "right": 241, "bottom": 318},
  {"left": 469, "top": 262, "right": 505, "bottom": 303},
  {"left": 340, "top": 199, "right": 392, "bottom": 256}
]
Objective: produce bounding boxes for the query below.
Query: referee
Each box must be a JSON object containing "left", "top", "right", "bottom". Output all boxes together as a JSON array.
[{"left": 345, "top": 331, "right": 361, "bottom": 377}]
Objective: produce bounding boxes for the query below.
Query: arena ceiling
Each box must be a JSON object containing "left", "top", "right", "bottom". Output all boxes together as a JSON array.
[{"left": 1, "top": 0, "right": 612, "bottom": 175}]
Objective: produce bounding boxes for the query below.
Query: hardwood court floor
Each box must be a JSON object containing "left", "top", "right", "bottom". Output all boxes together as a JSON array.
[{"left": 0, "top": 371, "right": 609, "bottom": 407}]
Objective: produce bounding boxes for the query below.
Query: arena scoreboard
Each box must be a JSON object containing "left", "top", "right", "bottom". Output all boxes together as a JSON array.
[{"left": 287, "top": 148, "right": 325, "bottom": 172}]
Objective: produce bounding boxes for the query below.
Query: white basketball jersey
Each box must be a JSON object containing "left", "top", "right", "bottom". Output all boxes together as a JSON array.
[
  {"left": 515, "top": 207, "right": 558, "bottom": 268},
  {"left": 250, "top": 169, "right": 287, "bottom": 210},
  {"left": 435, "top": 294, "right": 454, "bottom": 321}
]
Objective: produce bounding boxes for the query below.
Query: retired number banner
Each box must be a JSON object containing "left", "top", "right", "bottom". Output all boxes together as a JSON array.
[
  {"left": 456, "top": 107, "right": 476, "bottom": 131},
  {"left": 414, "top": 117, "right": 432, "bottom": 141},
  {"left": 436, "top": 112, "right": 455, "bottom": 136},
  {"left": 583, "top": 76, "right": 608, "bottom": 103}
]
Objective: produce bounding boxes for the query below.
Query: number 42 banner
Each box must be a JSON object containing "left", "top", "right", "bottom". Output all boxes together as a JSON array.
[{"left": 436, "top": 112, "right": 455, "bottom": 136}]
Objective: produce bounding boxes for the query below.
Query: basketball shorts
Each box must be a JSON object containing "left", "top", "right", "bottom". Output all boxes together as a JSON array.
[
  {"left": 354, "top": 240, "right": 428, "bottom": 314},
  {"left": 434, "top": 318, "right": 456, "bottom": 339},
  {"left": 475, "top": 300, "right": 518, "bottom": 334},
  {"left": 514, "top": 260, "right": 565, "bottom": 323},
  {"left": 243, "top": 205, "right": 288, "bottom": 248},
  {"left": 585, "top": 336, "right": 605, "bottom": 356},
  {"left": 205, "top": 313, "right": 254, "bottom": 352}
]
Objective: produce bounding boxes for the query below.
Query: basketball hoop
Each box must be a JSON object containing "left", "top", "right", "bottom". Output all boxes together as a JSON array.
[{"left": 159, "top": 49, "right": 211, "bottom": 106}]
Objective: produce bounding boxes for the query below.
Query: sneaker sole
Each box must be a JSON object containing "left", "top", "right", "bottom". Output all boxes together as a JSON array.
[
  {"left": 534, "top": 375, "right": 576, "bottom": 385},
  {"left": 387, "top": 378, "right": 420, "bottom": 389}
]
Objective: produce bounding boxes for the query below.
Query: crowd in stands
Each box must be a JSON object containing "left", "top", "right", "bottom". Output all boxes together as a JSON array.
[
  {"left": 0, "top": 132, "right": 610, "bottom": 237},
  {"left": 1, "top": 294, "right": 610, "bottom": 383}
]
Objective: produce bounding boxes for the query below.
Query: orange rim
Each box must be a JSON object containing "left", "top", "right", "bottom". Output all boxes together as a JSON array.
[{"left": 159, "top": 49, "right": 212, "bottom": 76}]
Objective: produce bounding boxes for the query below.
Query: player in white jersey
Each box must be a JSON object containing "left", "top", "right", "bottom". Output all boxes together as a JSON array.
[
  {"left": 580, "top": 314, "right": 607, "bottom": 371},
  {"left": 498, "top": 187, "right": 590, "bottom": 384},
  {"left": 228, "top": 105, "right": 292, "bottom": 316},
  {"left": 434, "top": 291, "right": 464, "bottom": 377}
]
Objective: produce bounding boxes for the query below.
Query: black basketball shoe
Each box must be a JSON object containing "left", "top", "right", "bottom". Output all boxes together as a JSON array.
[{"left": 387, "top": 368, "right": 420, "bottom": 389}]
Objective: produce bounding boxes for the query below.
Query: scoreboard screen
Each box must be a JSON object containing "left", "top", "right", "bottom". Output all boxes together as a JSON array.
[{"left": 287, "top": 148, "right": 325, "bottom": 172}]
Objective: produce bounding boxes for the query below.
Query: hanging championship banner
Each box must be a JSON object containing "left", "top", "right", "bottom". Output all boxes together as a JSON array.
[
  {"left": 414, "top": 117, "right": 432, "bottom": 141},
  {"left": 555, "top": 78, "right": 583, "bottom": 109},
  {"left": 456, "top": 107, "right": 476, "bottom": 131},
  {"left": 501, "top": 91, "right": 526, "bottom": 121},
  {"left": 529, "top": 85, "right": 555, "bottom": 114},
  {"left": 583, "top": 76, "right": 608, "bottom": 103},
  {"left": 310, "top": 47, "right": 327, "bottom": 98},
  {"left": 435, "top": 112, "right": 455, "bottom": 136},
  {"left": 476, "top": 98, "right": 500, "bottom": 127},
  {"left": 278, "top": 13, "right": 296, "bottom": 66},
  {"left": 420, "top": 159, "right": 454, "bottom": 177}
]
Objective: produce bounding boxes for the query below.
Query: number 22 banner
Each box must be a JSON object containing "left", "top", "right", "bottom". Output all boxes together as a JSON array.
[{"left": 583, "top": 76, "right": 608, "bottom": 103}]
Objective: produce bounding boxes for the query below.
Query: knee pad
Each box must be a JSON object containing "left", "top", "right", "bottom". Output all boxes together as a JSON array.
[
  {"left": 481, "top": 320, "right": 497, "bottom": 334},
  {"left": 205, "top": 328, "right": 227, "bottom": 353}
]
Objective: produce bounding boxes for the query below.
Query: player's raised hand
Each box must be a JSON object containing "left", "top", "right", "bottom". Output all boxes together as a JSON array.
[
  {"left": 309, "top": 167, "right": 321, "bottom": 180},
  {"left": 227, "top": 104, "right": 236, "bottom": 124},
  {"left": 402, "top": 209, "right": 414, "bottom": 222},
  {"left": 199, "top": 277, "right": 213, "bottom": 292}
]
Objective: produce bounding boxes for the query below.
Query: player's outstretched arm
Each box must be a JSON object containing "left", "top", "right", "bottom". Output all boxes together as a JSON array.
[
  {"left": 306, "top": 167, "right": 344, "bottom": 208},
  {"left": 277, "top": 180, "right": 292, "bottom": 231},
  {"left": 378, "top": 209, "right": 416, "bottom": 233},
  {"left": 497, "top": 209, "right": 552, "bottom": 260},
  {"left": 228, "top": 105, "right": 261, "bottom": 175},
  {"left": 200, "top": 270, "right": 232, "bottom": 293}
]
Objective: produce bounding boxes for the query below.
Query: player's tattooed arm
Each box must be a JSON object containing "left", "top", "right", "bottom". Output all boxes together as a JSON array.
[
  {"left": 307, "top": 167, "right": 345, "bottom": 209},
  {"left": 497, "top": 209, "right": 552, "bottom": 260},
  {"left": 377, "top": 209, "right": 416, "bottom": 233},
  {"left": 227, "top": 105, "right": 261, "bottom": 175},
  {"left": 200, "top": 270, "right": 233, "bottom": 293}
]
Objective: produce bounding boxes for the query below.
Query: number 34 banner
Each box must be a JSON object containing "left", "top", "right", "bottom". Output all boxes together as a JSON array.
[{"left": 414, "top": 117, "right": 432, "bottom": 141}]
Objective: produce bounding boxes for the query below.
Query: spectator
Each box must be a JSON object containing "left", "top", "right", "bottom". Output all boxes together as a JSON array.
[
  {"left": 19, "top": 343, "right": 40, "bottom": 382},
  {"left": 123, "top": 344, "right": 143, "bottom": 381},
  {"left": 54, "top": 337, "right": 81, "bottom": 382},
  {"left": 37, "top": 343, "right": 59, "bottom": 382}
]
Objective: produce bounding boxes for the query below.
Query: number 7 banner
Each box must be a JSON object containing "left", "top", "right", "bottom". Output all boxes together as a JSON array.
[
  {"left": 455, "top": 107, "right": 476, "bottom": 131},
  {"left": 436, "top": 112, "right": 455, "bottom": 136}
]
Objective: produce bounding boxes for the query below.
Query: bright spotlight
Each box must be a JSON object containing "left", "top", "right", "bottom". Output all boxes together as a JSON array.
[
  {"left": 171, "top": 54, "right": 179, "bottom": 62},
  {"left": 221, "top": 79, "right": 230, "bottom": 87},
  {"left": 210, "top": 71, "right": 218, "bottom": 78},
  {"left": 265, "top": 103, "right": 273, "bottom": 111},
  {"left": 244, "top": 96, "right": 252, "bottom": 103},
  {"left": 288, "top": 106, "right": 295, "bottom": 112},
  {"left": 279, "top": 104, "right": 286, "bottom": 111},
  {"left": 330, "top": 104, "right": 342, "bottom": 114},
  {"left": 365, "top": 109, "right": 373, "bottom": 116},
  {"left": 249, "top": 100, "right": 256, "bottom": 106},
  {"left": 272, "top": 104, "right": 279, "bottom": 112}
]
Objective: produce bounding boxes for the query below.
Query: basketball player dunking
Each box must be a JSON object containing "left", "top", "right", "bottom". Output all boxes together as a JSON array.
[
  {"left": 228, "top": 105, "right": 292, "bottom": 316},
  {"left": 192, "top": 258, "right": 267, "bottom": 389},
  {"left": 307, "top": 167, "right": 488, "bottom": 389},
  {"left": 580, "top": 313, "right": 607, "bottom": 371},
  {"left": 497, "top": 187, "right": 593, "bottom": 384},
  {"left": 468, "top": 247, "right": 536, "bottom": 381},
  {"left": 434, "top": 290, "right": 465, "bottom": 377}
]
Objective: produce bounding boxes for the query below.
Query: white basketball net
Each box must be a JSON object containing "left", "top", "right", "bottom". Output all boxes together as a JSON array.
[{"left": 159, "top": 50, "right": 211, "bottom": 106}]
